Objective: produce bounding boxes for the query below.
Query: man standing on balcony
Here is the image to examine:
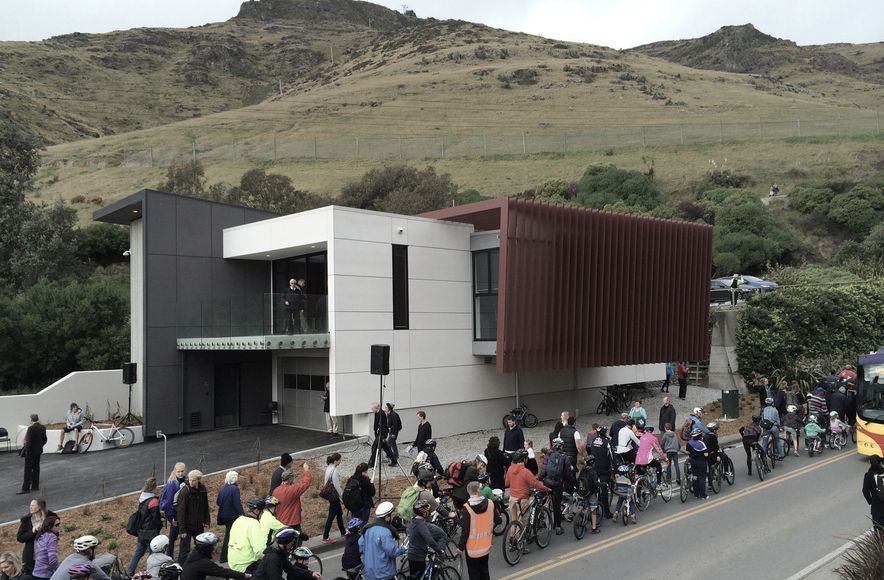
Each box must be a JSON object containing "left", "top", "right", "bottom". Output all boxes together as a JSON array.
[
  {"left": 284, "top": 278, "right": 306, "bottom": 334},
  {"left": 296, "top": 278, "right": 308, "bottom": 332}
]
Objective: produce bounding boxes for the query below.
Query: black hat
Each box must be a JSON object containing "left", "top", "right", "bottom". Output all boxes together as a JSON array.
[{"left": 281, "top": 453, "right": 293, "bottom": 466}]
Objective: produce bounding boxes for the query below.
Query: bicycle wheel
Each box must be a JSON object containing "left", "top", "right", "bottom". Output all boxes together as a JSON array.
[
  {"left": 679, "top": 477, "right": 688, "bottom": 503},
  {"left": 435, "top": 565, "right": 460, "bottom": 580},
  {"left": 622, "top": 503, "right": 630, "bottom": 525},
  {"left": 307, "top": 555, "right": 322, "bottom": 575},
  {"left": 114, "top": 427, "right": 135, "bottom": 448},
  {"left": 723, "top": 456, "right": 735, "bottom": 486},
  {"left": 754, "top": 454, "right": 765, "bottom": 481},
  {"left": 766, "top": 444, "right": 776, "bottom": 470},
  {"left": 502, "top": 521, "right": 524, "bottom": 566},
  {"left": 596, "top": 401, "right": 607, "bottom": 415},
  {"left": 573, "top": 509, "right": 588, "bottom": 540},
  {"left": 493, "top": 506, "right": 509, "bottom": 536},
  {"left": 523, "top": 414, "right": 539, "bottom": 428},
  {"left": 534, "top": 507, "right": 552, "bottom": 549},
  {"left": 634, "top": 479, "right": 651, "bottom": 511},
  {"left": 78, "top": 431, "right": 94, "bottom": 453},
  {"left": 660, "top": 476, "right": 672, "bottom": 503},
  {"left": 783, "top": 437, "right": 793, "bottom": 457},
  {"left": 709, "top": 465, "right": 721, "bottom": 494},
  {"left": 851, "top": 426, "right": 857, "bottom": 444}
]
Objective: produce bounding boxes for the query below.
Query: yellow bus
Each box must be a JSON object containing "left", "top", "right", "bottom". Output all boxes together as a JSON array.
[{"left": 856, "top": 347, "right": 884, "bottom": 457}]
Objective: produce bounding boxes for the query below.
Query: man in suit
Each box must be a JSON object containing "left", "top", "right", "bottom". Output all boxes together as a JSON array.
[
  {"left": 19, "top": 414, "right": 47, "bottom": 494},
  {"left": 368, "top": 403, "right": 394, "bottom": 468},
  {"left": 269, "top": 453, "right": 293, "bottom": 496}
]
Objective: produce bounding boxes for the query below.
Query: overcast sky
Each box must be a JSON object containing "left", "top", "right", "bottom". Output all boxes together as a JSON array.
[{"left": 0, "top": 0, "right": 881, "bottom": 47}]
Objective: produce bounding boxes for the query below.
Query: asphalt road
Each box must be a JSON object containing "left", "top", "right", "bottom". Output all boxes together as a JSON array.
[
  {"left": 318, "top": 446, "right": 873, "bottom": 580},
  {"left": 0, "top": 425, "right": 354, "bottom": 524}
]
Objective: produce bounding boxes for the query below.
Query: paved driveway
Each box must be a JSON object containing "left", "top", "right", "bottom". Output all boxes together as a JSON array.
[{"left": 0, "top": 425, "right": 349, "bottom": 523}]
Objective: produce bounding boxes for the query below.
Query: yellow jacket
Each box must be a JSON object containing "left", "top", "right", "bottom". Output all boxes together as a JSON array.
[{"left": 227, "top": 515, "right": 264, "bottom": 572}]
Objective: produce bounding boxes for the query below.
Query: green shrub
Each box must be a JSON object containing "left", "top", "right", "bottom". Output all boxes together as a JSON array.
[{"left": 575, "top": 165, "right": 662, "bottom": 211}]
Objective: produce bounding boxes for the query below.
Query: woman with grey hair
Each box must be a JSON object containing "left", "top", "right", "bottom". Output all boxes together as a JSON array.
[{"left": 215, "top": 471, "right": 243, "bottom": 563}]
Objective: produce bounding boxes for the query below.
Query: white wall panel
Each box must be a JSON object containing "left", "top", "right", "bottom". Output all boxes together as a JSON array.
[
  {"left": 409, "top": 247, "right": 471, "bottom": 282},
  {"left": 334, "top": 208, "right": 392, "bottom": 244},
  {"left": 393, "top": 330, "right": 411, "bottom": 370},
  {"left": 333, "top": 330, "right": 395, "bottom": 374},
  {"left": 224, "top": 206, "right": 331, "bottom": 258},
  {"left": 334, "top": 371, "right": 387, "bottom": 416},
  {"left": 410, "top": 312, "right": 472, "bottom": 331},
  {"left": 409, "top": 329, "right": 474, "bottom": 368},
  {"left": 404, "top": 218, "right": 472, "bottom": 250},
  {"left": 331, "top": 275, "right": 392, "bottom": 312},
  {"left": 333, "top": 239, "right": 392, "bottom": 278},
  {"left": 577, "top": 363, "right": 665, "bottom": 387},
  {"left": 334, "top": 311, "right": 393, "bottom": 332},
  {"left": 409, "top": 279, "right": 472, "bottom": 314}
]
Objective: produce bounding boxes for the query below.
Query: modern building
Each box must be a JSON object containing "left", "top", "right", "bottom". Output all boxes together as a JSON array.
[{"left": 95, "top": 190, "right": 712, "bottom": 438}]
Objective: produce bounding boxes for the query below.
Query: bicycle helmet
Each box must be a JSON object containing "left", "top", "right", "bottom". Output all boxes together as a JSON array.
[
  {"left": 149, "top": 535, "right": 169, "bottom": 554},
  {"left": 158, "top": 563, "right": 182, "bottom": 580},
  {"left": 477, "top": 472, "right": 490, "bottom": 484},
  {"left": 692, "top": 407, "right": 703, "bottom": 416},
  {"left": 412, "top": 499, "right": 431, "bottom": 516},
  {"left": 764, "top": 397, "right": 774, "bottom": 406},
  {"left": 195, "top": 532, "right": 218, "bottom": 546},
  {"left": 424, "top": 439, "right": 437, "bottom": 452},
  {"left": 551, "top": 437, "right": 565, "bottom": 450},
  {"left": 585, "top": 455, "right": 596, "bottom": 467},
  {"left": 617, "top": 464, "right": 630, "bottom": 473},
  {"left": 596, "top": 426, "right": 608, "bottom": 438},
  {"left": 263, "top": 495, "right": 280, "bottom": 508},
  {"left": 416, "top": 463, "right": 436, "bottom": 483},
  {"left": 68, "top": 564, "right": 93, "bottom": 579},
  {"left": 246, "top": 497, "right": 265, "bottom": 511},
  {"left": 706, "top": 422, "right": 719, "bottom": 432},
  {"left": 829, "top": 411, "right": 839, "bottom": 417},
  {"left": 808, "top": 414, "right": 819, "bottom": 424},
  {"left": 274, "top": 528, "right": 299, "bottom": 545},
  {"left": 511, "top": 449, "right": 528, "bottom": 463},
  {"left": 292, "top": 547, "right": 313, "bottom": 559},
  {"left": 347, "top": 517, "right": 364, "bottom": 531},
  {"left": 476, "top": 454, "right": 488, "bottom": 465},
  {"left": 690, "top": 429, "right": 703, "bottom": 438},
  {"left": 73, "top": 535, "right": 100, "bottom": 552},
  {"left": 375, "top": 501, "right": 395, "bottom": 518},
  {"left": 635, "top": 418, "right": 646, "bottom": 430},
  {"left": 786, "top": 405, "right": 797, "bottom": 413}
]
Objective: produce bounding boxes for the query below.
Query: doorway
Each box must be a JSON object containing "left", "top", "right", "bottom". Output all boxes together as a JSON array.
[{"left": 214, "top": 363, "right": 240, "bottom": 428}]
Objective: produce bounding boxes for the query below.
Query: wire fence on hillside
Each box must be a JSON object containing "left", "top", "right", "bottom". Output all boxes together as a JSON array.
[{"left": 47, "top": 113, "right": 882, "bottom": 169}]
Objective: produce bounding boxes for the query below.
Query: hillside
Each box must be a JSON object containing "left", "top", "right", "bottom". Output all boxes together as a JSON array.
[{"left": 0, "top": 1, "right": 878, "bottom": 216}]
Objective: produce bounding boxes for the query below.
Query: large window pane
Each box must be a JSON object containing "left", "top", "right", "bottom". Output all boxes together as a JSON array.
[
  {"left": 474, "top": 252, "right": 489, "bottom": 293},
  {"left": 393, "top": 245, "right": 409, "bottom": 329},
  {"left": 475, "top": 295, "right": 498, "bottom": 340},
  {"left": 489, "top": 250, "right": 499, "bottom": 292}
]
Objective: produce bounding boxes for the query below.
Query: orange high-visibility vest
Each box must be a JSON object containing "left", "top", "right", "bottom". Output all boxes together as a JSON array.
[{"left": 464, "top": 503, "right": 494, "bottom": 558}]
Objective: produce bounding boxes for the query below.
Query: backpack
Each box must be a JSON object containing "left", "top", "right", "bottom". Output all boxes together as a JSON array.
[
  {"left": 172, "top": 485, "right": 185, "bottom": 513},
  {"left": 60, "top": 440, "right": 77, "bottom": 454},
  {"left": 125, "top": 498, "right": 151, "bottom": 537},
  {"left": 576, "top": 466, "right": 598, "bottom": 497},
  {"left": 679, "top": 418, "right": 694, "bottom": 442},
  {"left": 760, "top": 418, "right": 774, "bottom": 430},
  {"left": 874, "top": 473, "right": 884, "bottom": 501},
  {"left": 446, "top": 461, "right": 466, "bottom": 487},
  {"left": 545, "top": 451, "right": 565, "bottom": 483},
  {"left": 396, "top": 485, "right": 421, "bottom": 519},
  {"left": 341, "top": 477, "right": 362, "bottom": 512}
]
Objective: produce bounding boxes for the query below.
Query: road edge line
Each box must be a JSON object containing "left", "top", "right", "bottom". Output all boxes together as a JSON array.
[{"left": 783, "top": 530, "right": 871, "bottom": 580}]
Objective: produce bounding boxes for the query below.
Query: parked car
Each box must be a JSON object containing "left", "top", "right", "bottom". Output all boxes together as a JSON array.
[
  {"left": 713, "top": 275, "right": 779, "bottom": 294},
  {"left": 710, "top": 279, "right": 744, "bottom": 304}
]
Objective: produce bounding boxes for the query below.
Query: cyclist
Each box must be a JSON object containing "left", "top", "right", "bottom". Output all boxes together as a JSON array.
[
  {"left": 688, "top": 408, "right": 710, "bottom": 435},
  {"left": 807, "top": 387, "right": 829, "bottom": 429},
  {"left": 704, "top": 422, "right": 721, "bottom": 487},
  {"left": 588, "top": 427, "right": 614, "bottom": 520},
  {"left": 146, "top": 536, "right": 173, "bottom": 580},
  {"left": 227, "top": 499, "right": 266, "bottom": 573},
  {"left": 761, "top": 398, "right": 784, "bottom": 461},
  {"left": 782, "top": 405, "right": 802, "bottom": 457},
  {"left": 804, "top": 414, "right": 826, "bottom": 453},
  {"left": 686, "top": 430, "right": 709, "bottom": 500},
  {"left": 289, "top": 548, "right": 318, "bottom": 579},
  {"left": 340, "top": 518, "right": 363, "bottom": 576},
  {"left": 252, "top": 528, "right": 317, "bottom": 580},
  {"left": 635, "top": 424, "right": 667, "bottom": 486},
  {"left": 829, "top": 411, "right": 849, "bottom": 439},
  {"left": 181, "top": 533, "right": 249, "bottom": 580},
  {"left": 739, "top": 416, "right": 763, "bottom": 476},
  {"left": 358, "top": 502, "right": 405, "bottom": 580},
  {"left": 421, "top": 439, "right": 445, "bottom": 477},
  {"left": 67, "top": 564, "right": 93, "bottom": 580},
  {"left": 614, "top": 419, "right": 640, "bottom": 464},
  {"left": 612, "top": 464, "right": 636, "bottom": 524},
  {"left": 538, "top": 437, "right": 573, "bottom": 535},
  {"left": 158, "top": 562, "right": 183, "bottom": 580},
  {"left": 504, "top": 449, "right": 549, "bottom": 552},
  {"left": 49, "top": 536, "right": 109, "bottom": 580},
  {"left": 258, "top": 498, "right": 286, "bottom": 552},
  {"left": 451, "top": 455, "right": 487, "bottom": 510},
  {"left": 458, "top": 481, "right": 494, "bottom": 580},
  {"left": 406, "top": 500, "right": 448, "bottom": 579},
  {"left": 576, "top": 455, "right": 602, "bottom": 534}
]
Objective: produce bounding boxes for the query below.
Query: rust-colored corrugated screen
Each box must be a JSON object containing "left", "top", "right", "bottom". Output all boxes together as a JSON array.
[{"left": 422, "top": 198, "right": 712, "bottom": 374}]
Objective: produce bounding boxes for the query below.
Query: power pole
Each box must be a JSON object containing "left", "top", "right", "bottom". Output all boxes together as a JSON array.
[{"left": 278, "top": 78, "right": 283, "bottom": 96}]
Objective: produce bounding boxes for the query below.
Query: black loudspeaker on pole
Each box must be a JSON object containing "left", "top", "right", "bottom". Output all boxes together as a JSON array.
[
  {"left": 370, "top": 344, "right": 390, "bottom": 376},
  {"left": 122, "top": 362, "right": 137, "bottom": 385}
]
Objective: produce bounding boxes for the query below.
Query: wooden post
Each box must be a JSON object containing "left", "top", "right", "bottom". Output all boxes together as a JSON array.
[
  {"left": 192, "top": 141, "right": 196, "bottom": 162},
  {"left": 797, "top": 118, "right": 801, "bottom": 138},
  {"left": 149, "top": 147, "right": 154, "bottom": 168},
  {"left": 641, "top": 126, "right": 646, "bottom": 148},
  {"left": 355, "top": 138, "right": 359, "bottom": 158},
  {"left": 313, "top": 137, "right": 318, "bottom": 160},
  {"left": 441, "top": 136, "right": 445, "bottom": 158},
  {"left": 273, "top": 134, "right": 277, "bottom": 162},
  {"left": 719, "top": 121, "right": 723, "bottom": 144},
  {"left": 522, "top": 132, "right": 526, "bottom": 154}
]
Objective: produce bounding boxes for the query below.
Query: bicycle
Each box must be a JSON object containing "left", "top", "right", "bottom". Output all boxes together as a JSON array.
[
  {"left": 502, "top": 402, "right": 538, "bottom": 429},
  {"left": 828, "top": 428, "right": 849, "bottom": 450},
  {"left": 501, "top": 489, "right": 552, "bottom": 566},
  {"left": 614, "top": 479, "right": 638, "bottom": 526},
  {"left": 751, "top": 442, "right": 770, "bottom": 481},
  {"left": 634, "top": 463, "right": 671, "bottom": 509},
  {"left": 286, "top": 534, "right": 322, "bottom": 575},
  {"left": 719, "top": 446, "right": 735, "bottom": 486},
  {"left": 596, "top": 387, "right": 621, "bottom": 416},
  {"left": 77, "top": 418, "right": 135, "bottom": 453},
  {"left": 418, "top": 550, "right": 460, "bottom": 580}
]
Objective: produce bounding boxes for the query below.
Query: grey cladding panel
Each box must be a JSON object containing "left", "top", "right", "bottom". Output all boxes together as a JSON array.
[
  {"left": 177, "top": 256, "right": 214, "bottom": 306},
  {"left": 211, "top": 204, "right": 245, "bottom": 257},
  {"left": 240, "top": 360, "right": 272, "bottom": 426},
  {"left": 146, "top": 254, "right": 177, "bottom": 327},
  {"left": 176, "top": 197, "right": 213, "bottom": 257},
  {"left": 183, "top": 358, "right": 214, "bottom": 433},
  {"left": 147, "top": 327, "right": 179, "bottom": 367},
  {"left": 145, "top": 195, "right": 178, "bottom": 255},
  {"left": 145, "top": 365, "right": 180, "bottom": 435}
]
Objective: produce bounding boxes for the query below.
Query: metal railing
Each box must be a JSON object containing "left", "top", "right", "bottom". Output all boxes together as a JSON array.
[{"left": 176, "top": 293, "right": 327, "bottom": 338}]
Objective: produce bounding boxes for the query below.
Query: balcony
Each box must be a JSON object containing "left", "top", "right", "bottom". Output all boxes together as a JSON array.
[{"left": 176, "top": 293, "right": 329, "bottom": 351}]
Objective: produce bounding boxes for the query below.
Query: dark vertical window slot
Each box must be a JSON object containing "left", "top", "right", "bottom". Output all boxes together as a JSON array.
[{"left": 392, "top": 244, "right": 409, "bottom": 329}]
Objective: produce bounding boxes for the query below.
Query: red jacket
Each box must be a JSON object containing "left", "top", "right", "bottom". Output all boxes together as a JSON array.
[
  {"left": 677, "top": 363, "right": 688, "bottom": 379},
  {"left": 505, "top": 463, "right": 549, "bottom": 501},
  {"left": 272, "top": 472, "right": 313, "bottom": 526}
]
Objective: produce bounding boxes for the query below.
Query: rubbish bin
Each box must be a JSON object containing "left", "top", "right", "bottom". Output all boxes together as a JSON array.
[{"left": 721, "top": 389, "right": 740, "bottom": 419}]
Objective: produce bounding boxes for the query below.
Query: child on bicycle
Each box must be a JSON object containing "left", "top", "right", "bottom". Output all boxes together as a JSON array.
[
  {"left": 804, "top": 415, "right": 825, "bottom": 451},
  {"left": 612, "top": 464, "right": 636, "bottom": 524},
  {"left": 782, "top": 405, "right": 802, "bottom": 457},
  {"left": 340, "top": 517, "right": 363, "bottom": 576},
  {"left": 829, "top": 411, "right": 848, "bottom": 434}
]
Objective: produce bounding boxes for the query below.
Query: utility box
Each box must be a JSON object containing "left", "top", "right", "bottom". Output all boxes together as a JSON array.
[{"left": 722, "top": 389, "right": 740, "bottom": 419}]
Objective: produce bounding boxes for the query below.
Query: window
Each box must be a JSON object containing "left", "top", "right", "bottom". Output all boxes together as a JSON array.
[
  {"left": 392, "top": 244, "right": 409, "bottom": 329},
  {"left": 473, "top": 249, "right": 499, "bottom": 340}
]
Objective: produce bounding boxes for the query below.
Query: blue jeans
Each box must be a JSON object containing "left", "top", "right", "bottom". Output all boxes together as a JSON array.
[
  {"left": 762, "top": 426, "right": 783, "bottom": 458},
  {"left": 128, "top": 540, "right": 149, "bottom": 575},
  {"left": 386, "top": 436, "right": 399, "bottom": 463},
  {"left": 666, "top": 452, "right": 681, "bottom": 481}
]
